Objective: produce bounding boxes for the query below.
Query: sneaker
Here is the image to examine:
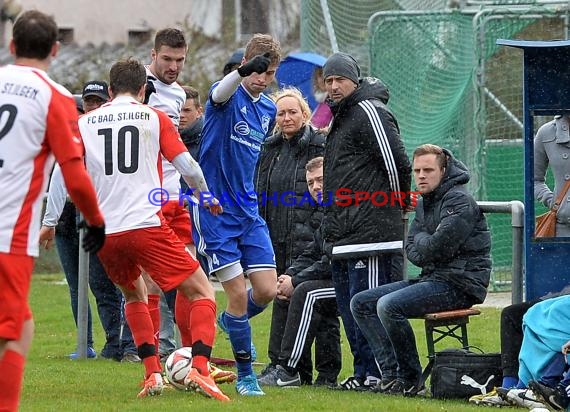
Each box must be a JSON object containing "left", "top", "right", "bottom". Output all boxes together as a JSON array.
[
  {"left": 258, "top": 365, "right": 300, "bottom": 387},
  {"left": 137, "top": 372, "right": 163, "bottom": 398},
  {"left": 370, "top": 378, "right": 398, "bottom": 393},
  {"left": 498, "top": 387, "right": 548, "bottom": 409},
  {"left": 184, "top": 367, "right": 230, "bottom": 401},
  {"left": 217, "top": 313, "right": 257, "bottom": 361},
  {"left": 330, "top": 376, "right": 366, "bottom": 391},
  {"left": 257, "top": 366, "right": 278, "bottom": 386},
  {"left": 235, "top": 373, "right": 265, "bottom": 396},
  {"left": 385, "top": 378, "right": 424, "bottom": 397},
  {"left": 210, "top": 364, "right": 237, "bottom": 384},
  {"left": 528, "top": 380, "right": 570, "bottom": 411},
  {"left": 354, "top": 375, "right": 382, "bottom": 392},
  {"left": 69, "top": 346, "right": 97, "bottom": 360},
  {"left": 121, "top": 352, "right": 142, "bottom": 363},
  {"left": 469, "top": 387, "right": 511, "bottom": 406},
  {"left": 258, "top": 364, "right": 276, "bottom": 379}
]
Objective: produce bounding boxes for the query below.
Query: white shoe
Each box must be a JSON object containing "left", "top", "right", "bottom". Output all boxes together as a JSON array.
[{"left": 499, "top": 388, "right": 548, "bottom": 409}]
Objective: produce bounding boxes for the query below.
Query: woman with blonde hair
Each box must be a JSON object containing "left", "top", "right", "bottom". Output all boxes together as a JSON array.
[{"left": 255, "top": 87, "right": 341, "bottom": 387}]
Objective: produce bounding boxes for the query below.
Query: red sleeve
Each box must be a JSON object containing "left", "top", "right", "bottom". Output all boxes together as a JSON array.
[
  {"left": 59, "top": 158, "right": 104, "bottom": 227},
  {"left": 154, "top": 108, "right": 187, "bottom": 161},
  {"left": 45, "top": 91, "right": 84, "bottom": 164}
]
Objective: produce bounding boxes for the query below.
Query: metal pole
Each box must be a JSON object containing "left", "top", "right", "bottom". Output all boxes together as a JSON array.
[
  {"left": 76, "top": 213, "right": 90, "bottom": 358},
  {"left": 234, "top": 0, "right": 241, "bottom": 43},
  {"left": 402, "top": 212, "right": 409, "bottom": 280},
  {"left": 320, "top": 0, "right": 339, "bottom": 53},
  {"left": 477, "top": 200, "right": 525, "bottom": 305}
]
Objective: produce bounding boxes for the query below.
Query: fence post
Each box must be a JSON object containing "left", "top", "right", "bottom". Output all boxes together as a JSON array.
[{"left": 477, "top": 200, "right": 524, "bottom": 305}]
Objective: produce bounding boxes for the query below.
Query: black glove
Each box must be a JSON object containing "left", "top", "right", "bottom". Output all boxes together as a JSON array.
[
  {"left": 144, "top": 78, "right": 156, "bottom": 104},
  {"left": 78, "top": 220, "right": 106, "bottom": 253},
  {"left": 237, "top": 52, "right": 271, "bottom": 77}
]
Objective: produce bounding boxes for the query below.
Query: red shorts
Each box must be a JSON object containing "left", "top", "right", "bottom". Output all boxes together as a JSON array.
[
  {"left": 97, "top": 222, "right": 200, "bottom": 292},
  {"left": 0, "top": 253, "right": 34, "bottom": 340},
  {"left": 161, "top": 200, "right": 192, "bottom": 244}
]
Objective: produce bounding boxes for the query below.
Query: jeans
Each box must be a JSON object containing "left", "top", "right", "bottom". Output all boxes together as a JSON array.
[
  {"left": 350, "top": 279, "right": 475, "bottom": 385},
  {"left": 331, "top": 254, "right": 401, "bottom": 379},
  {"left": 55, "top": 231, "right": 123, "bottom": 359},
  {"left": 539, "top": 352, "right": 568, "bottom": 387}
]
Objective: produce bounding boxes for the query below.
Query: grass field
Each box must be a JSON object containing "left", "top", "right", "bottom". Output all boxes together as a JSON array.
[{"left": 21, "top": 274, "right": 503, "bottom": 411}]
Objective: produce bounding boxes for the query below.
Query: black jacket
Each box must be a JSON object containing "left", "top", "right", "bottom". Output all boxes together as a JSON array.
[
  {"left": 285, "top": 224, "right": 332, "bottom": 287},
  {"left": 323, "top": 77, "right": 411, "bottom": 250},
  {"left": 405, "top": 149, "right": 492, "bottom": 303},
  {"left": 256, "top": 124, "right": 325, "bottom": 270},
  {"left": 180, "top": 116, "right": 204, "bottom": 161}
]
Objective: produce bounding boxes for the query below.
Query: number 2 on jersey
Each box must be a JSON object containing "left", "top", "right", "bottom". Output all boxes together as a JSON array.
[
  {"left": 99, "top": 126, "right": 139, "bottom": 175},
  {"left": 0, "top": 104, "right": 17, "bottom": 168}
]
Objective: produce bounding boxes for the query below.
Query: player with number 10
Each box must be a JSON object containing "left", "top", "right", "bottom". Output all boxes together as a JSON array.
[{"left": 78, "top": 57, "right": 228, "bottom": 401}]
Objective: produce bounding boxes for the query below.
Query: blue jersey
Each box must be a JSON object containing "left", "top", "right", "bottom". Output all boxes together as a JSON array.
[{"left": 199, "top": 82, "right": 276, "bottom": 217}]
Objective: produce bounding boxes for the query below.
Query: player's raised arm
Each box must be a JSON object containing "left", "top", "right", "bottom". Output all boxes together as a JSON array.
[{"left": 210, "top": 53, "right": 270, "bottom": 104}]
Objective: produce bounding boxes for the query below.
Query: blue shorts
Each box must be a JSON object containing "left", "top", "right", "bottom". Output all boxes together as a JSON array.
[{"left": 191, "top": 206, "right": 276, "bottom": 275}]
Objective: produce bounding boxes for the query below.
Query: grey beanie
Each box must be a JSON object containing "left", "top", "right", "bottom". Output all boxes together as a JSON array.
[{"left": 323, "top": 52, "right": 361, "bottom": 85}]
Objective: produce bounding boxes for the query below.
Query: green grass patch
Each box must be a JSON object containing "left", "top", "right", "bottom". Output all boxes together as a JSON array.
[{"left": 22, "top": 274, "right": 502, "bottom": 411}]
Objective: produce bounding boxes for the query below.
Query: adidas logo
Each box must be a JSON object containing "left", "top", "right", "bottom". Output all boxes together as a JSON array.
[
  {"left": 240, "top": 106, "right": 247, "bottom": 115},
  {"left": 355, "top": 260, "right": 366, "bottom": 269}
]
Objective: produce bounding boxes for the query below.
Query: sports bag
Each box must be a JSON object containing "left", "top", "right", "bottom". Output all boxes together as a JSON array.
[{"left": 429, "top": 348, "right": 502, "bottom": 399}]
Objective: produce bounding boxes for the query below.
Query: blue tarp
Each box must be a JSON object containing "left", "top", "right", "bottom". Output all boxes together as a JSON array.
[{"left": 275, "top": 52, "right": 327, "bottom": 111}]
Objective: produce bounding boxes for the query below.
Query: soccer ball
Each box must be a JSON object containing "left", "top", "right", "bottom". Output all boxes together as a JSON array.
[{"left": 165, "top": 347, "right": 193, "bottom": 390}]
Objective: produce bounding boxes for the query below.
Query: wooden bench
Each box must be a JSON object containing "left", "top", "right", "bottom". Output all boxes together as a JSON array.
[
  {"left": 419, "top": 308, "right": 481, "bottom": 385},
  {"left": 422, "top": 308, "right": 481, "bottom": 359}
]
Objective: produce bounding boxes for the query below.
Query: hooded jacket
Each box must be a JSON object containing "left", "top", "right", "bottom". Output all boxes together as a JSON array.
[
  {"left": 256, "top": 124, "right": 325, "bottom": 271},
  {"left": 405, "top": 149, "right": 491, "bottom": 303},
  {"left": 323, "top": 77, "right": 412, "bottom": 251}
]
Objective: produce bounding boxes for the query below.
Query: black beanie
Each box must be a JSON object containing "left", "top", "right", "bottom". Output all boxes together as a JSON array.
[{"left": 323, "top": 52, "right": 360, "bottom": 85}]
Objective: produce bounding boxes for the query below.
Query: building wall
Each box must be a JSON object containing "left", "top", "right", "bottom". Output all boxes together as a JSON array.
[
  {"left": 12, "top": 0, "right": 223, "bottom": 45},
  {"left": 8, "top": 0, "right": 301, "bottom": 46}
]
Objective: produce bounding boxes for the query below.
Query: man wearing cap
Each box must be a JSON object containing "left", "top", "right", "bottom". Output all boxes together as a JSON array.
[
  {"left": 320, "top": 52, "right": 412, "bottom": 390},
  {"left": 82, "top": 80, "right": 110, "bottom": 113},
  {"left": 39, "top": 79, "right": 122, "bottom": 361}
]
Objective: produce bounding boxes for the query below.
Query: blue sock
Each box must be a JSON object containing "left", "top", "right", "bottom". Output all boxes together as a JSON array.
[
  {"left": 502, "top": 376, "right": 518, "bottom": 388},
  {"left": 246, "top": 288, "right": 267, "bottom": 319},
  {"left": 224, "top": 312, "right": 253, "bottom": 378},
  {"left": 515, "top": 379, "right": 526, "bottom": 389}
]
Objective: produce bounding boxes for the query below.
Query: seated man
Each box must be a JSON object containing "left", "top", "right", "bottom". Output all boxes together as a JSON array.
[
  {"left": 350, "top": 143, "right": 492, "bottom": 395},
  {"left": 529, "top": 338, "right": 570, "bottom": 411},
  {"left": 258, "top": 157, "right": 341, "bottom": 387},
  {"left": 469, "top": 284, "right": 570, "bottom": 407},
  {"left": 494, "top": 295, "right": 570, "bottom": 409}
]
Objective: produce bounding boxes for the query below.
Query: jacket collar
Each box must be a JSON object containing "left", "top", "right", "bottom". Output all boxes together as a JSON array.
[
  {"left": 264, "top": 124, "right": 312, "bottom": 153},
  {"left": 555, "top": 115, "right": 570, "bottom": 144}
]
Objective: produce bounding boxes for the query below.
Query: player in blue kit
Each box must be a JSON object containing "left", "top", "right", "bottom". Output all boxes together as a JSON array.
[{"left": 191, "top": 33, "right": 281, "bottom": 396}]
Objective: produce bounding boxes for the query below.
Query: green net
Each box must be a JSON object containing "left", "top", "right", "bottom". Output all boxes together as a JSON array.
[{"left": 300, "top": 0, "right": 569, "bottom": 288}]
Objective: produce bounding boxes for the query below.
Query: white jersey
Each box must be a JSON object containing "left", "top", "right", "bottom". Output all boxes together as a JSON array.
[
  {"left": 145, "top": 67, "right": 186, "bottom": 200},
  {"left": 79, "top": 95, "right": 185, "bottom": 234},
  {"left": 0, "top": 64, "right": 83, "bottom": 256}
]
